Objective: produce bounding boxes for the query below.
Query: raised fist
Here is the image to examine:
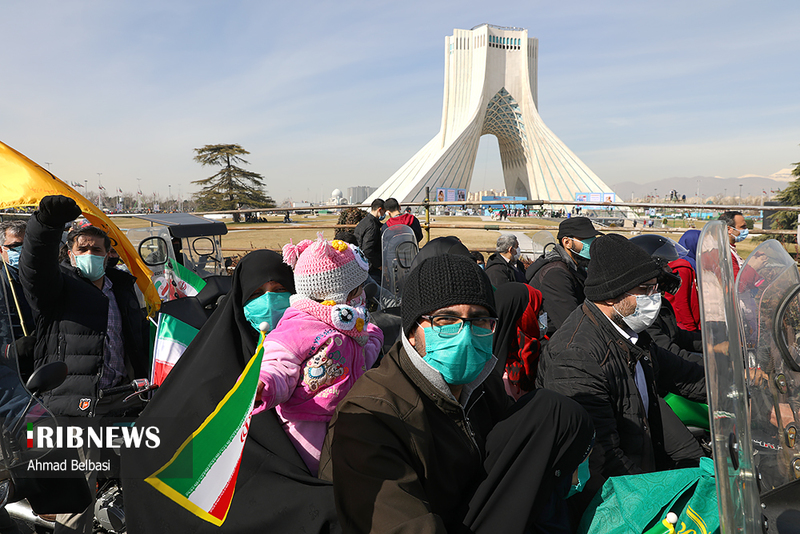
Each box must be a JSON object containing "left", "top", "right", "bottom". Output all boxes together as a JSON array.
[{"left": 38, "top": 195, "right": 82, "bottom": 227}]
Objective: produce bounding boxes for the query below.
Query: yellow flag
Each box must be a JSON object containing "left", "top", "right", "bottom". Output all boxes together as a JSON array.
[{"left": 0, "top": 141, "right": 160, "bottom": 316}]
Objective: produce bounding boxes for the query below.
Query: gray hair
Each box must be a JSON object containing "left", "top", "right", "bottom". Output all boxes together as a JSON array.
[
  {"left": 495, "top": 234, "right": 518, "bottom": 253},
  {"left": 0, "top": 220, "right": 27, "bottom": 246}
]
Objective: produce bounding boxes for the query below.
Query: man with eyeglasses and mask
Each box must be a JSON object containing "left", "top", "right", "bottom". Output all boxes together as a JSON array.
[
  {"left": 0, "top": 220, "right": 34, "bottom": 341},
  {"left": 536, "top": 234, "right": 706, "bottom": 514},
  {"left": 527, "top": 216, "right": 602, "bottom": 337},
  {"left": 320, "top": 254, "right": 595, "bottom": 533},
  {"left": 484, "top": 234, "right": 526, "bottom": 287}
]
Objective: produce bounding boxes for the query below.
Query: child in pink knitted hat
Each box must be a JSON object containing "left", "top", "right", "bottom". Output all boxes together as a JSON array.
[{"left": 254, "top": 237, "right": 383, "bottom": 475}]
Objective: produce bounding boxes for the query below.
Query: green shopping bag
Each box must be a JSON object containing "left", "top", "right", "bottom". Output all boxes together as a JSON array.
[{"left": 578, "top": 457, "right": 719, "bottom": 534}]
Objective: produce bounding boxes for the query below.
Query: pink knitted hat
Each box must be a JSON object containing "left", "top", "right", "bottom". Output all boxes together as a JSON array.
[{"left": 282, "top": 237, "right": 369, "bottom": 304}]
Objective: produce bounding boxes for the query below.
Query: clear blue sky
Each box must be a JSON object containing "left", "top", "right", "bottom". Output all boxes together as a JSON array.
[{"left": 2, "top": 0, "right": 799, "bottom": 203}]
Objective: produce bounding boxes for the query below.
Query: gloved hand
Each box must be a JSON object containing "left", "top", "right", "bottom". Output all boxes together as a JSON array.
[
  {"left": 14, "top": 335, "right": 36, "bottom": 360},
  {"left": 37, "top": 195, "right": 82, "bottom": 227}
]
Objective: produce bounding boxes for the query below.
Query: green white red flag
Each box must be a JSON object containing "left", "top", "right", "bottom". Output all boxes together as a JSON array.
[
  {"left": 151, "top": 313, "right": 199, "bottom": 386},
  {"left": 167, "top": 257, "right": 206, "bottom": 298},
  {"left": 145, "top": 336, "right": 264, "bottom": 525}
]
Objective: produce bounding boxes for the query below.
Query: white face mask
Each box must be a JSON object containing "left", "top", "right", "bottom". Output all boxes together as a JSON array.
[
  {"left": 616, "top": 293, "right": 661, "bottom": 333},
  {"left": 511, "top": 246, "right": 521, "bottom": 261}
]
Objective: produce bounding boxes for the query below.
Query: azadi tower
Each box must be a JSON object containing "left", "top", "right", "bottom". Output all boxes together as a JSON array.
[{"left": 368, "top": 24, "right": 616, "bottom": 204}]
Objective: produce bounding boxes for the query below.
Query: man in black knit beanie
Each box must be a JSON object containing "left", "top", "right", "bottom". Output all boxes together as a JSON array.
[
  {"left": 536, "top": 233, "right": 707, "bottom": 515},
  {"left": 320, "top": 254, "right": 596, "bottom": 533}
]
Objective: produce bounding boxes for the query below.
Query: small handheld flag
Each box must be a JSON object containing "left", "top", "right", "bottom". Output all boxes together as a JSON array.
[{"left": 145, "top": 335, "right": 265, "bottom": 525}]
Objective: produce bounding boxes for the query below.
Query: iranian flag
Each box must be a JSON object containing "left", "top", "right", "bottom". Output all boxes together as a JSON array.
[
  {"left": 167, "top": 257, "right": 206, "bottom": 298},
  {"left": 145, "top": 336, "right": 265, "bottom": 526},
  {"left": 151, "top": 313, "right": 199, "bottom": 386}
]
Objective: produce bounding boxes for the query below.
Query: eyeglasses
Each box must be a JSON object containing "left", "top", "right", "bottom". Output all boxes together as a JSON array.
[
  {"left": 419, "top": 315, "right": 498, "bottom": 337},
  {"left": 630, "top": 283, "right": 659, "bottom": 296}
]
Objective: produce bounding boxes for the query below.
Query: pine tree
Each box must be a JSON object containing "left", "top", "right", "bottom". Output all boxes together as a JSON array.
[
  {"left": 768, "top": 147, "right": 800, "bottom": 243},
  {"left": 191, "top": 144, "right": 274, "bottom": 222}
]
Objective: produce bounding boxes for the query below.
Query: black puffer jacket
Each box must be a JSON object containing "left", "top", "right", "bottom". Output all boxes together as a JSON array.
[
  {"left": 484, "top": 253, "right": 526, "bottom": 288},
  {"left": 353, "top": 212, "right": 383, "bottom": 273},
  {"left": 20, "top": 213, "right": 149, "bottom": 417},
  {"left": 527, "top": 244, "right": 587, "bottom": 337},
  {"left": 535, "top": 300, "right": 705, "bottom": 497}
]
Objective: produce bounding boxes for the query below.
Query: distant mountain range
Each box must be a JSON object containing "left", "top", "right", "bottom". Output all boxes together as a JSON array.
[{"left": 610, "top": 168, "right": 796, "bottom": 202}]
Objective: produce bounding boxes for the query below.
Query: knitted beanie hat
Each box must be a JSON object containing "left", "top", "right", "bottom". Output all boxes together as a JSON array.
[
  {"left": 283, "top": 237, "right": 369, "bottom": 304},
  {"left": 584, "top": 234, "right": 663, "bottom": 301},
  {"left": 402, "top": 254, "right": 496, "bottom": 335}
]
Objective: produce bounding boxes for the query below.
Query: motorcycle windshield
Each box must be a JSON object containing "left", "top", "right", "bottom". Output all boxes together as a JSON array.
[
  {"left": 0, "top": 274, "right": 57, "bottom": 470},
  {"left": 127, "top": 226, "right": 177, "bottom": 303},
  {"left": 380, "top": 225, "right": 418, "bottom": 308},
  {"left": 530, "top": 230, "right": 557, "bottom": 258},
  {"left": 696, "top": 221, "right": 760, "bottom": 533},
  {"left": 736, "top": 239, "right": 800, "bottom": 492}
]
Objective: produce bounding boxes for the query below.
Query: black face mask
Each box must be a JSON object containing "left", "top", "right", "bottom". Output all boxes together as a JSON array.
[{"left": 106, "top": 257, "right": 120, "bottom": 269}]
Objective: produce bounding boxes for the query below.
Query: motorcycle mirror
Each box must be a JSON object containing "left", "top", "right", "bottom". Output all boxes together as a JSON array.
[{"left": 25, "top": 361, "right": 68, "bottom": 395}]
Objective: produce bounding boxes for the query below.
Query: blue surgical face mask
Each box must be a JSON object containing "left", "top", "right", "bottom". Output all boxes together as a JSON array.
[
  {"left": 72, "top": 253, "right": 107, "bottom": 281},
  {"left": 734, "top": 227, "right": 749, "bottom": 243},
  {"left": 565, "top": 456, "right": 591, "bottom": 499},
  {"left": 5, "top": 246, "right": 21, "bottom": 268},
  {"left": 244, "top": 291, "right": 291, "bottom": 333},
  {"left": 422, "top": 323, "right": 493, "bottom": 385},
  {"left": 575, "top": 237, "right": 595, "bottom": 260}
]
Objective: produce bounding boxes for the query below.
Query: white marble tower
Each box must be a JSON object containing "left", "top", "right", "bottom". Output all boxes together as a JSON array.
[{"left": 368, "top": 24, "right": 616, "bottom": 204}]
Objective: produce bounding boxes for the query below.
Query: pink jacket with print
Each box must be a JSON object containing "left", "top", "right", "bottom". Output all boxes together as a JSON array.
[{"left": 255, "top": 306, "right": 383, "bottom": 423}]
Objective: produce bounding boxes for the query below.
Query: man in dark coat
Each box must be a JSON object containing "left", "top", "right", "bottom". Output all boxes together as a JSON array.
[
  {"left": 19, "top": 195, "right": 149, "bottom": 418},
  {"left": 320, "top": 254, "right": 595, "bottom": 533},
  {"left": 484, "top": 234, "right": 526, "bottom": 288},
  {"left": 536, "top": 234, "right": 706, "bottom": 510},
  {"left": 353, "top": 198, "right": 384, "bottom": 283},
  {"left": 0, "top": 220, "right": 34, "bottom": 342},
  {"left": 527, "top": 216, "right": 601, "bottom": 337}
]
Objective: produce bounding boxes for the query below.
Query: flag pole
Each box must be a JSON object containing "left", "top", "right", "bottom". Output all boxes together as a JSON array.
[{"left": 2, "top": 260, "right": 29, "bottom": 337}]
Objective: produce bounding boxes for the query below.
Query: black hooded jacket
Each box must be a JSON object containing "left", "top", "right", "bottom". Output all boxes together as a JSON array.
[
  {"left": 535, "top": 300, "right": 706, "bottom": 499},
  {"left": 527, "top": 244, "right": 587, "bottom": 337},
  {"left": 19, "top": 213, "right": 148, "bottom": 417}
]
